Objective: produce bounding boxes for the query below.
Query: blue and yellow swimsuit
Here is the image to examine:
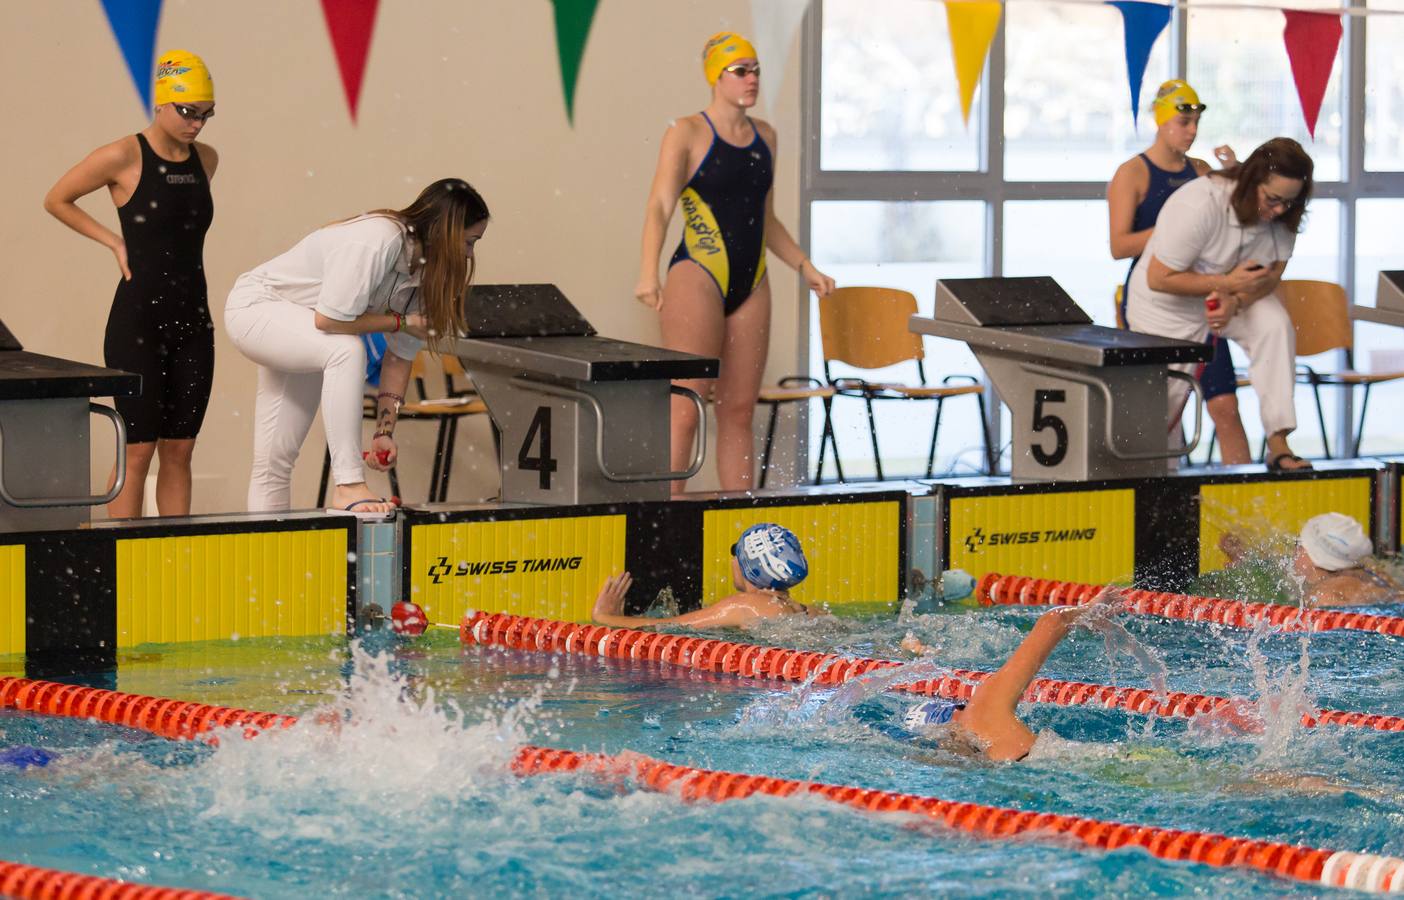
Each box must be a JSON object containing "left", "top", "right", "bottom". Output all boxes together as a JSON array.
[{"left": 669, "top": 112, "right": 773, "bottom": 315}]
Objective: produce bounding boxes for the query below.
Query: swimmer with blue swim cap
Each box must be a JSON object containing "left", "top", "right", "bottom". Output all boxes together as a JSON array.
[
  {"left": 593, "top": 523, "right": 826, "bottom": 629},
  {"left": 900, "top": 588, "right": 1127, "bottom": 761}
]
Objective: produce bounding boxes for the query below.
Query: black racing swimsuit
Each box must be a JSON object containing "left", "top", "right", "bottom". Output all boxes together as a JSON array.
[{"left": 104, "top": 133, "right": 215, "bottom": 443}]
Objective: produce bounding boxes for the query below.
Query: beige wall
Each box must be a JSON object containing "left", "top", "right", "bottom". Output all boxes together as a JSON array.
[{"left": 1, "top": 1, "right": 806, "bottom": 514}]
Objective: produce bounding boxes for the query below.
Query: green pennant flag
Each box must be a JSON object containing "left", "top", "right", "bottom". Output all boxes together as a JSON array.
[{"left": 551, "top": 0, "right": 600, "bottom": 125}]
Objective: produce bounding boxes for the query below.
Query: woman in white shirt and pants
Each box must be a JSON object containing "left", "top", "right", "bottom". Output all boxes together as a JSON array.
[
  {"left": 225, "top": 179, "right": 490, "bottom": 512},
  {"left": 1126, "top": 138, "right": 1313, "bottom": 471}
]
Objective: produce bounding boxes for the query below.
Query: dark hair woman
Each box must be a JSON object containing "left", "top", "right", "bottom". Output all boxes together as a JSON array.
[
  {"left": 225, "top": 179, "right": 489, "bottom": 512},
  {"left": 1125, "top": 138, "right": 1314, "bottom": 472}
]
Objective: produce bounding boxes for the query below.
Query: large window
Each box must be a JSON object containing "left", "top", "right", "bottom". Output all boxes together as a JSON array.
[{"left": 802, "top": 0, "right": 1404, "bottom": 479}]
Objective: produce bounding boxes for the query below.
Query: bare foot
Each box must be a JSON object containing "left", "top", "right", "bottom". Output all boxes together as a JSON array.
[{"left": 331, "top": 483, "right": 396, "bottom": 513}]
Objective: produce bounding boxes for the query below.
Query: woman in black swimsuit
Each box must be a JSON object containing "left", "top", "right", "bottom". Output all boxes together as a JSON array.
[
  {"left": 44, "top": 50, "right": 218, "bottom": 518},
  {"left": 636, "top": 32, "right": 835, "bottom": 493}
]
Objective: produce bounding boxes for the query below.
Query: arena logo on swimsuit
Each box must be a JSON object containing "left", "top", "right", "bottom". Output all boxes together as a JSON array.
[
  {"left": 426, "top": 554, "right": 583, "bottom": 584},
  {"left": 963, "top": 526, "right": 1098, "bottom": 554}
]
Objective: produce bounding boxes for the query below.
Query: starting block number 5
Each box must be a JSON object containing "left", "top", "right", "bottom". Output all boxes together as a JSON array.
[
  {"left": 1031, "top": 389, "right": 1068, "bottom": 467},
  {"left": 518, "top": 405, "right": 560, "bottom": 489}
]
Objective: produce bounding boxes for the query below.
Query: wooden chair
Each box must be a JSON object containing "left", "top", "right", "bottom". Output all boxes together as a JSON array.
[
  {"left": 756, "top": 377, "right": 843, "bottom": 488},
  {"left": 1277, "top": 280, "right": 1404, "bottom": 458},
  {"left": 818, "top": 286, "right": 992, "bottom": 479},
  {"left": 318, "top": 352, "right": 489, "bottom": 505}
]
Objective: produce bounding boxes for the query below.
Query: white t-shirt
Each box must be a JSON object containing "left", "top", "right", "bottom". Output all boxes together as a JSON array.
[
  {"left": 1128, "top": 175, "right": 1298, "bottom": 321},
  {"left": 228, "top": 215, "right": 425, "bottom": 361}
]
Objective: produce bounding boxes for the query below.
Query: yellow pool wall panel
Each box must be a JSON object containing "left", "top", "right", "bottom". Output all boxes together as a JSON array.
[
  {"left": 116, "top": 530, "right": 349, "bottom": 648},
  {"left": 0, "top": 544, "right": 23, "bottom": 655},
  {"left": 947, "top": 489, "right": 1136, "bottom": 585},
  {"left": 1199, "top": 477, "right": 1372, "bottom": 573},
  {"left": 408, "top": 514, "right": 627, "bottom": 624}
]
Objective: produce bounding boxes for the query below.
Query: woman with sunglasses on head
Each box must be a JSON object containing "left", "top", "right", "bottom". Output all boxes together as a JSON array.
[
  {"left": 44, "top": 50, "right": 218, "bottom": 518},
  {"left": 636, "top": 32, "right": 836, "bottom": 494},
  {"left": 1126, "top": 137, "right": 1315, "bottom": 472},
  {"left": 225, "top": 179, "right": 488, "bottom": 514},
  {"left": 1109, "top": 80, "right": 1251, "bottom": 466}
]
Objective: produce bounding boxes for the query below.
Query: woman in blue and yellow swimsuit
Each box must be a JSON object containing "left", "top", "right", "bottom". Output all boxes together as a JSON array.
[{"left": 637, "top": 32, "right": 835, "bottom": 493}]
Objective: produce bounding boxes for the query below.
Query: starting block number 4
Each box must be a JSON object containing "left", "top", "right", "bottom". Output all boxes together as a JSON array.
[{"left": 518, "top": 406, "right": 560, "bottom": 490}]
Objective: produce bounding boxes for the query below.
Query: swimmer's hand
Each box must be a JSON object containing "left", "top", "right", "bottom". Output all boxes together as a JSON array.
[
  {"left": 634, "top": 277, "right": 664, "bottom": 311},
  {"left": 900, "top": 632, "right": 933, "bottom": 656},
  {"left": 1218, "top": 531, "right": 1249, "bottom": 563},
  {"left": 1213, "top": 144, "right": 1238, "bottom": 167},
  {"left": 111, "top": 238, "right": 132, "bottom": 281},
  {"left": 800, "top": 259, "right": 836, "bottom": 298},
  {"left": 1059, "top": 587, "right": 1128, "bottom": 630},
  {"left": 365, "top": 433, "right": 397, "bottom": 471},
  {"left": 1205, "top": 291, "right": 1238, "bottom": 331},
  {"left": 594, "top": 572, "right": 633, "bottom": 620}
]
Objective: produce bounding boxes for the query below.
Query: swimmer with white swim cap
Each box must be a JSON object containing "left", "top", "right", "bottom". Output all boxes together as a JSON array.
[
  {"left": 1220, "top": 512, "right": 1399, "bottom": 607},
  {"left": 900, "top": 589, "right": 1126, "bottom": 762},
  {"left": 592, "top": 523, "right": 826, "bottom": 629}
]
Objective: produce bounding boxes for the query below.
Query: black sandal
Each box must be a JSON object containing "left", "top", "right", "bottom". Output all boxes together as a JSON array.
[{"left": 1267, "top": 453, "right": 1313, "bottom": 472}]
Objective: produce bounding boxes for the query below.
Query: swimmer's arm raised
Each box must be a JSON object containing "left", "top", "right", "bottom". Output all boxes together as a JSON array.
[
  {"left": 966, "top": 608, "right": 1077, "bottom": 718},
  {"left": 591, "top": 572, "right": 760, "bottom": 629}
]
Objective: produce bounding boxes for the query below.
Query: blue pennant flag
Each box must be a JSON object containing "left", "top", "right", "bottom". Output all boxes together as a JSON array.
[
  {"left": 99, "top": 0, "right": 164, "bottom": 110},
  {"left": 1107, "top": 1, "right": 1172, "bottom": 128}
]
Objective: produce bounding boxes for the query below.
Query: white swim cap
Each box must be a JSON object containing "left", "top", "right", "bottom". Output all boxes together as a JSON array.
[{"left": 1299, "top": 513, "right": 1372, "bottom": 571}]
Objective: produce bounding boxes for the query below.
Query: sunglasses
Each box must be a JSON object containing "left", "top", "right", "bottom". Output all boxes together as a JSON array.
[
  {"left": 172, "top": 103, "right": 215, "bottom": 123},
  {"left": 722, "top": 63, "right": 761, "bottom": 79}
]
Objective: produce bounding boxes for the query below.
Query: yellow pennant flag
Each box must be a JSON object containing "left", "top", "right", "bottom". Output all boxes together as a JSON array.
[{"left": 945, "top": 0, "right": 1003, "bottom": 123}]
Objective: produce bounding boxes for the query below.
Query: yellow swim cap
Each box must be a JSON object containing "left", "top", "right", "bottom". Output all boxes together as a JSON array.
[
  {"left": 154, "top": 49, "right": 214, "bottom": 106},
  {"left": 702, "top": 32, "right": 758, "bottom": 84},
  {"left": 1152, "top": 79, "right": 1204, "bottom": 127}
]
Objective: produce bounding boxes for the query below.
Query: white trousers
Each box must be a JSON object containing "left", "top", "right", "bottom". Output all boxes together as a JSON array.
[
  {"left": 1128, "top": 292, "right": 1297, "bottom": 436},
  {"left": 226, "top": 297, "right": 367, "bottom": 511}
]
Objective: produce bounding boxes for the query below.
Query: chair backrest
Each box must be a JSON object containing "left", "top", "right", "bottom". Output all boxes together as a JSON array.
[
  {"left": 410, "top": 350, "right": 472, "bottom": 398},
  {"left": 1276, "top": 279, "right": 1352, "bottom": 357},
  {"left": 818, "top": 287, "right": 924, "bottom": 373}
]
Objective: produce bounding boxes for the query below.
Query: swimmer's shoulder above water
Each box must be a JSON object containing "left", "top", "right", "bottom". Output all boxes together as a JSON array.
[{"left": 592, "top": 523, "right": 824, "bottom": 629}]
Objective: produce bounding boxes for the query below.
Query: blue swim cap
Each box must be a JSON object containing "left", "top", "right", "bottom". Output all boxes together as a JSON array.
[
  {"left": 733, "top": 523, "right": 808, "bottom": 590},
  {"left": 903, "top": 699, "right": 962, "bottom": 731},
  {"left": 0, "top": 745, "right": 56, "bottom": 770}
]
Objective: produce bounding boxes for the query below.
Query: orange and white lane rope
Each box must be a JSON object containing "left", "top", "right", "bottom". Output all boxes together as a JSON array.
[
  {"left": 456, "top": 611, "right": 1404, "bottom": 733},
  {"left": 513, "top": 745, "right": 1404, "bottom": 894},
  {"left": 3, "top": 674, "right": 1401, "bottom": 894},
  {"left": 0, "top": 859, "right": 244, "bottom": 900},
  {"left": 978, "top": 573, "right": 1404, "bottom": 639}
]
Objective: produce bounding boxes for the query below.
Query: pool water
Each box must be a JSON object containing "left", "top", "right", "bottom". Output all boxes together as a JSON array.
[{"left": 3, "top": 601, "right": 1404, "bottom": 897}]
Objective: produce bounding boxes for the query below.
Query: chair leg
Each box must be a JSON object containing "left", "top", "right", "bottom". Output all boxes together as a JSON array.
[
  {"left": 759, "top": 401, "right": 780, "bottom": 490},
  {"left": 819, "top": 397, "right": 844, "bottom": 484},
  {"left": 1311, "top": 382, "right": 1332, "bottom": 459},
  {"left": 1353, "top": 384, "right": 1373, "bottom": 458},
  {"left": 1205, "top": 427, "right": 1218, "bottom": 465},
  {"left": 317, "top": 445, "right": 331, "bottom": 507},
  {"left": 428, "top": 419, "right": 450, "bottom": 503},
  {"left": 388, "top": 465, "right": 402, "bottom": 501},
  {"left": 864, "top": 396, "right": 884, "bottom": 481},
  {"left": 925, "top": 399, "right": 945, "bottom": 478}
]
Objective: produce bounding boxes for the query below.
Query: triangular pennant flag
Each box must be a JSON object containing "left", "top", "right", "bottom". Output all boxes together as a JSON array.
[
  {"left": 944, "top": 1, "right": 1002, "bottom": 125},
  {"left": 320, "top": 0, "right": 380, "bottom": 122},
  {"left": 551, "top": 0, "right": 601, "bottom": 125},
  {"left": 750, "top": 0, "right": 813, "bottom": 112},
  {"left": 99, "top": 0, "right": 164, "bottom": 110},
  {"left": 1107, "top": 1, "right": 1172, "bottom": 129},
  {"left": 1282, "top": 10, "right": 1342, "bottom": 139}
]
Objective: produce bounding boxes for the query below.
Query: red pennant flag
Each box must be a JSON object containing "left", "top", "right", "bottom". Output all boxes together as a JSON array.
[
  {"left": 321, "top": 0, "right": 381, "bottom": 122},
  {"left": 1282, "top": 10, "right": 1342, "bottom": 139}
]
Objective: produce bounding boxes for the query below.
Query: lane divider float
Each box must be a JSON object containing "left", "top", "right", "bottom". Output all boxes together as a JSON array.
[
  {"left": 457, "top": 611, "right": 1404, "bottom": 734},
  {"left": 0, "top": 858, "right": 244, "bottom": 899},
  {"left": 513, "top": 744, "right": 1404, "bottom": 895},
  {"left": 3, "top": 674, "right": 1398, "bottom": 895},
  {"left": 977, "top": 573, "right": 1404, "bottom": 639}
]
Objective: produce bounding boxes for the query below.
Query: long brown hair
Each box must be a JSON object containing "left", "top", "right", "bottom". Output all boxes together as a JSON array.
[
  {"left": 365, "top": 178, "right": 490, "bottom": 348},
  {"left": 1210, "top": 137, "right": 1313, "bottom": 232}
]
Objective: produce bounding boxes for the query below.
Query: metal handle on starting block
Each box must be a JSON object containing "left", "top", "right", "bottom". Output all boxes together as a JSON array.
[
  {"left": 0, "top": 402, "right": 127, "bottom": 508},
  {"left": 508, "top": 378, "right": 706, "bottom": 482},
  {"left": 1018, "top": 363, "right": 1202, "bottom": 461}
]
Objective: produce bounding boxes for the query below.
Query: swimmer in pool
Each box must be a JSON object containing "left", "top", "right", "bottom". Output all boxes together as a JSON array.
[
  {"left": 592, "top": 523, "right": 825, "bottom": 629},
  {"left": 1219, "top": 512, "right": 1401, "bottom": 607},
  {"left": 900, "top": 588, "right": 1126, "bottom": 762}
]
